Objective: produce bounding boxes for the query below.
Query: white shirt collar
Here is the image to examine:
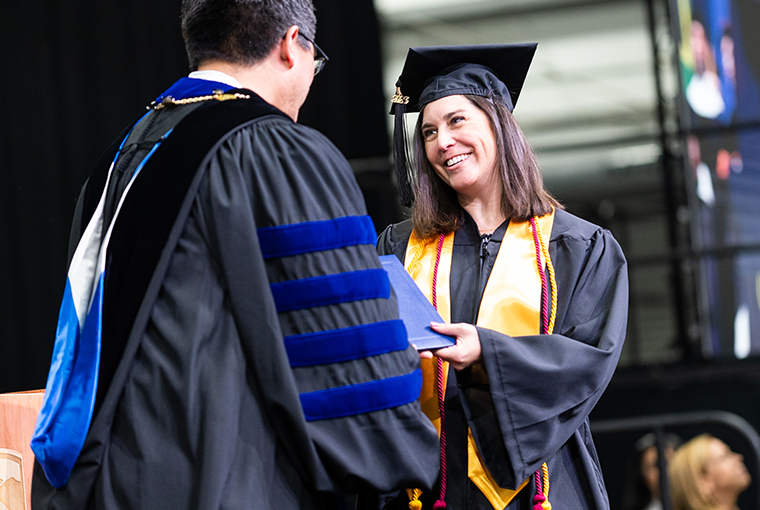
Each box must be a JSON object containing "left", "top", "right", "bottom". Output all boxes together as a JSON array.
[{"left": 187, "top": 70, "right": 243, "bottom": 89}]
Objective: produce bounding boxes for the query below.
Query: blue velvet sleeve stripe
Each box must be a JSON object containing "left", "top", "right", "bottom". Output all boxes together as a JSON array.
[
  {"left": 258, "top": 216, "right": 376, "bottom": 259},
  {"left": 271, "top": 268, "right": 390, "bottom": 313},
  {"left": 284, "top": 320, "right": 408, "bottom": 367},
  {"left": 299, "top": 369, "right": 422, "bottom": 421}
]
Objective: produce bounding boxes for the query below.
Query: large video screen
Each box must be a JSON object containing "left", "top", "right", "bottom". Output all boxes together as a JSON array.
[
  {"left": 678, "top": 0, "right": 760, "bottom": 127},
  {"left": 674, "top": 0, "right": 760, "bottom": 356}
]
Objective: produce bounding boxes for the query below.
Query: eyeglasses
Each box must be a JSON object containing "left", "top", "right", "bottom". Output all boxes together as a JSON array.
[{"left": 298, "top": 32, "right": 329, "bottom": 76}]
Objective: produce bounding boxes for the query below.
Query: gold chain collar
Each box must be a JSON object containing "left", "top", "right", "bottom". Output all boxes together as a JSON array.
[{"left": 149, "top": 89, "right": 250, "bottom": 110}]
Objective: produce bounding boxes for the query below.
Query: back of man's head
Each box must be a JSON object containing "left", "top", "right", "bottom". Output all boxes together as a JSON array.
[{"left": 181, "top": 0, "right": 317, "bottom": 71}]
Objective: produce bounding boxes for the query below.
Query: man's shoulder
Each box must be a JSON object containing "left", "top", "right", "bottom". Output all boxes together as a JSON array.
[
  {"left": 218, "top": 106, "right": 350, "bottom": 171},
  {"left": 185, "top": 93, "right": 289, "bottom": 133},
  {"left": 243, "top": 113, "right": 331, "bottom": 142}
]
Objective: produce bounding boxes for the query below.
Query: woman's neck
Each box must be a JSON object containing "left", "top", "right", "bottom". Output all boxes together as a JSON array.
[
  {"left": 459, "top": 192, "right": 506, "bottom": 235},
  {"left": 711, "top": 492, "right": 740, "bottom": 510}
]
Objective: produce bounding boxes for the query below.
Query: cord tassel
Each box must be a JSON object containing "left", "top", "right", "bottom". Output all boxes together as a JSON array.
[
  {"left": 532, "top": 463, "right": 552, "bottom": 510},
  {"left": 406, "top": 233, "right": 447, "bottom": 510},
  {"left": 530, "top": 217, "right": 554, "bottom": 510},
  {"left": 406, "top": 488, "right": 423, "bottom": 510},
  {"left": 432, "top": 233, "right": 447, "bottom": 509}
]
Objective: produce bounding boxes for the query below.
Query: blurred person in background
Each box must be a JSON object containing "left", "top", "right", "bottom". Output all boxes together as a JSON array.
[
  {"left": 621, "top": 433, "right": 682, "bottom": 510},
  {"left": 669, "top": 434, "right": 751, "bottom": 510}
]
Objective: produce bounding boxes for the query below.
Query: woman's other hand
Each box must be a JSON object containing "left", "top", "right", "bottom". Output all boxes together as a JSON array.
[{"left": 420, "top": 322, "right": 482, "bottom": 370}]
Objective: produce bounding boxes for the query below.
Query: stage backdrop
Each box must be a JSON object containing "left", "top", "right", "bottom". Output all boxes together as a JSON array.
[{"left": 0, "top": 0, "right": 390, "bottom": 393}]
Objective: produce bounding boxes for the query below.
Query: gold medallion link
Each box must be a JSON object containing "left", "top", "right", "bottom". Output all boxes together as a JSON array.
[{"left": 149, "top": 90, "right": 251, "bottom": 110}]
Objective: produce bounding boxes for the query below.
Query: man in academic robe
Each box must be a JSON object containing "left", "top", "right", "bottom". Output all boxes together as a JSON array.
[{"left": 30, "top": 1, "right": 439, "bottom": 508}]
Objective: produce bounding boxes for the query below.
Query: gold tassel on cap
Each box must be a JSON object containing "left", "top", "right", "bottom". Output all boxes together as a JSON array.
[{"left": 391, "top": 86, "right": 410, "bottom": 105}]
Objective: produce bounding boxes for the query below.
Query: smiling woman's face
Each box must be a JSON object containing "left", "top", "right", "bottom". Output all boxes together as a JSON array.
[{"left": 420, "top": 94, "right": 500, "bottom": 201}]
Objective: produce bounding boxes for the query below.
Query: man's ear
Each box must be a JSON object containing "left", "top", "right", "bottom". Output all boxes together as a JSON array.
[{"left": 279, "top": 25, "right": 300, "bottom": 69}]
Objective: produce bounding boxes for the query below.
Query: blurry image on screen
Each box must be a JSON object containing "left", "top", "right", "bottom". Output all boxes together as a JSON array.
[{"left": 676, "top": 0, "right": 760, "bottom": 357}]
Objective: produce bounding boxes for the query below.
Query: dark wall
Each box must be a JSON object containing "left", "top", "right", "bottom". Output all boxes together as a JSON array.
[
  {"left": 0, "top": 0, "right": 391, "bottom": 393},
  {"left": 298, "top": 0, "right": 403, "bottom": 234},
  {"left": 300, "top": 0, "right": 389, "bottom": 160}
]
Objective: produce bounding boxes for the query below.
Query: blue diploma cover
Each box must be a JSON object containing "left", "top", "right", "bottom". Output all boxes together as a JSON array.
[{"left": 379, "top": 255, "right": 455, "bottom": 351}]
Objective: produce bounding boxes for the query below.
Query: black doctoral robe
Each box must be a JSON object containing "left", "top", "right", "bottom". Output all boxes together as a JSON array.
[
  {"left": 374, "top": 209, "right": 628, "bottom": 510},
  {"left": 32, "top": 88, "right": 439, "bottom": 509}
]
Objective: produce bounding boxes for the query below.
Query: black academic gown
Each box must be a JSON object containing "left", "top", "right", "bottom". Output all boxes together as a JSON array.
[
  {"left": 375, "top": 209, "right": 628, "bottom": 510},
  {"left": 32, "top": 90, "right": 439, "bottom": 510}
]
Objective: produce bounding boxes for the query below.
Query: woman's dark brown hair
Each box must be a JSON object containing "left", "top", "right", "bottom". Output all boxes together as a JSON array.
[{"left": 410, "top": 94, "right": 561, "bottom": 239}]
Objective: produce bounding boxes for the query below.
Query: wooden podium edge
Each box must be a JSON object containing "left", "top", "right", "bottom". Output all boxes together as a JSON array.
[{"left": 0, "top": 389, "right": 45, "bottom": 510}]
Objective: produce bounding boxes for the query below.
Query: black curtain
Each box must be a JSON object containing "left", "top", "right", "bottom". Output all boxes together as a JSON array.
[
  {"left": 0, "top": 0, "right": 391, "bottom": 393},
  {"left": 299, "top": 0, "right": 389, "bottom": 160},
  {"left": 299, "top": 0, "right": 402, "bottom": 237}
]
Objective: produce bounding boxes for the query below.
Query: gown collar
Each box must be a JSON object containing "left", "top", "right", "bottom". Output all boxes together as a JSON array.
[
  {"left": 457, "top": 210, "right": 509, "bottom": 244},
  {"left": 154, "top": 76, "right": 238, "bottom": 105}
]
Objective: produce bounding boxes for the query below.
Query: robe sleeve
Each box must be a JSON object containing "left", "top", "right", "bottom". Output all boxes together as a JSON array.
[
  {"left": 198, "top": 118, "right": 439, "bottom": 495},
  {"left": 466, "top": 223, "right": 628, "bottom": 487}
]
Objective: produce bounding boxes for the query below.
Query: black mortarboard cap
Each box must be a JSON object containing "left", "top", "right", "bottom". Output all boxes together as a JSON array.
[{"left": 390, "top": 43, "right": 538, "bottom": 206}]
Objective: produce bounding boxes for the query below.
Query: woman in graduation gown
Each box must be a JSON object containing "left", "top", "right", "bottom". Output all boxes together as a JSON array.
[{"left": 374, "top": 44, "right": 629, "bottom": 510}]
